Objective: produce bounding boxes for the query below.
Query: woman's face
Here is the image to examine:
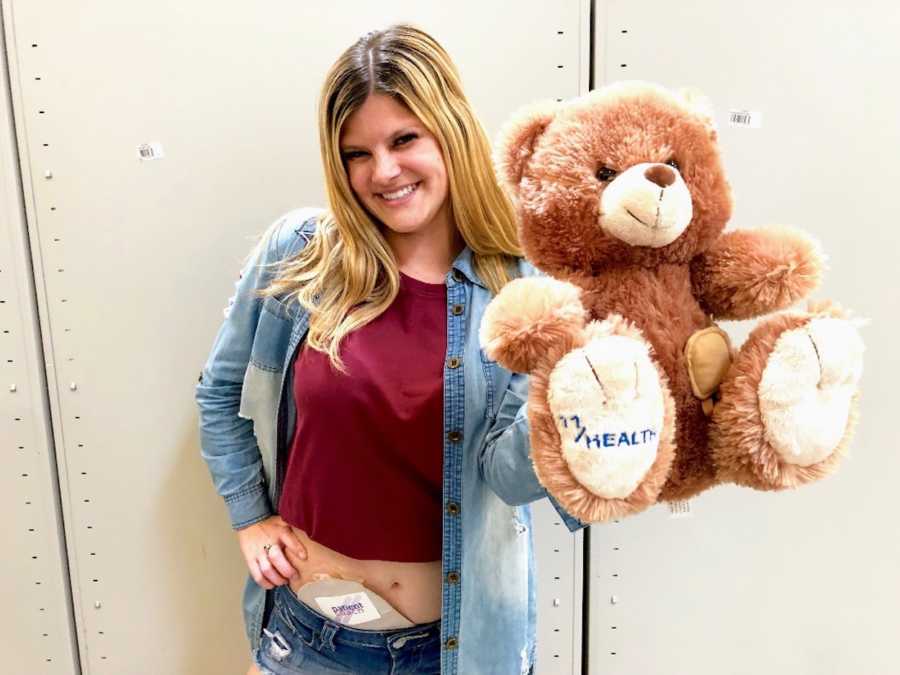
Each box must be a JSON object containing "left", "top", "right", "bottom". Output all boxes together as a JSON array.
[{"left": 340, "top": 94, "right": 451, "bottom": 239}]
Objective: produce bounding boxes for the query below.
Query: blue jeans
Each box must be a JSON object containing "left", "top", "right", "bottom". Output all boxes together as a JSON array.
[{"left": 254, "top": 585, "right": 442, "bottom": 674}]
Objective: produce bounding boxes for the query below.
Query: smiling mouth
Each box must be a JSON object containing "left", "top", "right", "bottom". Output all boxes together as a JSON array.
[
  {"left": 378, "top": 182, "right": 420, "bottom": 201},
  {"left": 626, "top": 208, "right": 671, "bottom": 231},
  {"left": 626, "top": 208, "right": 649, "bottom": 226}
]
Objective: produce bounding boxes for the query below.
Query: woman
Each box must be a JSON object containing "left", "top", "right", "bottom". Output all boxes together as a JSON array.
[{"left": 196, "top": 24, "right": 584, "bottom": 675}]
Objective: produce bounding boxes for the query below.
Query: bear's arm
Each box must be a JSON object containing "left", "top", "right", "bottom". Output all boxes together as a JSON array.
[
  {"left": 690, "top": 226, "right": 824, "bottom": 320},
  {"left": 479, "top": 276, "right": 587, "bottom": 374}
]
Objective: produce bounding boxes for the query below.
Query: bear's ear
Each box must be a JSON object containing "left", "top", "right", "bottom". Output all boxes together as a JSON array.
[
  {"left": 494, "top": 101, "right": 558, "bottom": 198},
  {"left": 678, "top": 87, "right": 718, "bottom": 139}
]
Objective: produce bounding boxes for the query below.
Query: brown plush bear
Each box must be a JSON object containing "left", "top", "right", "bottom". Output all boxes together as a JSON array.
[{"left": 480, "top": 81, "right": 864, "bottom": 523}]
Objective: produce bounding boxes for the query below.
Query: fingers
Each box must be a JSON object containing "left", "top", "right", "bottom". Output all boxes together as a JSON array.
[
  {"left": 248, "top": 558, "right": 274, "bottom": 590},
  {"left": 241, "top": 516, "right": 308, "bottom": 588},
  {"left": 257, "top": 549, "right": 289, "bottom": 587},
  {"left": 265, "top": 544, "right": 298, "bottom": 580},
  {"left": 279, "top": 530, "right": 308, "bottom": 561}
]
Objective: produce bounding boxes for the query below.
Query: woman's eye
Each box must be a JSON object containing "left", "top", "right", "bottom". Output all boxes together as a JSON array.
[
  {"left": 666, "top": 158, "right": 680, "bottom": 171},
  {"left": 596, "top": 166, "right": 617, "bottom": 182},
  {"left": 395, "top": 133, "right": 417, "bottom": 146},
  {"left": 342, "top": 150, "right": 366, "bottom": 161}
]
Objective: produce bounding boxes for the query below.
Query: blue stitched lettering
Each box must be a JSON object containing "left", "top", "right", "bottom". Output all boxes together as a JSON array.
[{"left": 559, "top": 415, "right": 660, "bottom": 450}]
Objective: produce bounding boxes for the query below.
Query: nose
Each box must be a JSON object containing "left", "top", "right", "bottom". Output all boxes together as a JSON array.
[
  {"left": 372, "top": 150, "right": 401, "bottom": 185},
  {"left": 644, "top": 165, "right": 676, "bottom": 188}
]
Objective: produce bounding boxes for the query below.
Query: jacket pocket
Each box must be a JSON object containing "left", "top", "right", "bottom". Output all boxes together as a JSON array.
[
  {"left": 249, "top": 296, "right": 293, "bottom": 372},
  {"left": 480, "top": 348, "right": 498, "bottom": 420}
]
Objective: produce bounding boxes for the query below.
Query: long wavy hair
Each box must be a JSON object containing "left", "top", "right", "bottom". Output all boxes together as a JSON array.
[{"left": 258, "top": 24, "right": 522, "bottom": 370}]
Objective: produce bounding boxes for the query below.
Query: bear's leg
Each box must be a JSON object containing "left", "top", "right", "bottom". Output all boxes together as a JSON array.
[
  {"left": 710, "top": 310, "right": 863, "bottom": 490},
  {"left": 530, "top": 316, "right": 677, "bottom": 523}
]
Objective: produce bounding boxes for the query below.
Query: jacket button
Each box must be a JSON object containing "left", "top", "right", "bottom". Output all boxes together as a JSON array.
[
  {"left": 448, "top": 430, "right": 462, "bottom": 443},
  {"left": 447, "top": 356, "right": 461, "bottom": 369},
  {"left": 451, "top": 304, "right": 464, "bottom": 316},
  {"left": 445, "top": 636, "right": 459, "bottom": 650},
  {"left": 447, "top": 571, "right": 460, "bottom": 584},
  {"left": 447, "top": 502, "right": 460, "bottom": 516}
]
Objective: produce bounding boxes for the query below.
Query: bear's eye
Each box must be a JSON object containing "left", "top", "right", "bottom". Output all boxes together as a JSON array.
[
  {"left": 596, "top": 166, "right": 617, "bottom": 182},
  {"left": 665, "top": 158, "right": 680, "bottom": 171}
]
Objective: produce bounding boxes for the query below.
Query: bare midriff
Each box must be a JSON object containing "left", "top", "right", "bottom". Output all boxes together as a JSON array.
[{"left": 284, "top": 527, "right": 443, "bottom": 624}]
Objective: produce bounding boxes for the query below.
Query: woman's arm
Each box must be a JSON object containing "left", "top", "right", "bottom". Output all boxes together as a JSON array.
[
  {"left": 195, "top": 209, "right": 317, "bottom": 530},
  {"left": 479, "top": 372, "right": 587, "bottom": 532}
]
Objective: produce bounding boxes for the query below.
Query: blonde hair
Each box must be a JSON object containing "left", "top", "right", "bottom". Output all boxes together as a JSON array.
[{"left": 261, "top": 24, "right": 522, "bottom": 370}]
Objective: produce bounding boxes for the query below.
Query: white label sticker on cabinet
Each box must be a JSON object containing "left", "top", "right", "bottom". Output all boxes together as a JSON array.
[
  {"left": 728, "top": 110, "right": 763, "bottom": 128},
  {"left": 137, "top": 142, "right": 165, "bottom": 160}
]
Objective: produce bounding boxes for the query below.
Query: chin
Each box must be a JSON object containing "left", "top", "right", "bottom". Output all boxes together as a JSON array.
[
  {"left": 382, "top": 222, "right": 426, "bottom": 236},
  {"left": 379, "top": 213, "right": 432, "bottom": 235}
]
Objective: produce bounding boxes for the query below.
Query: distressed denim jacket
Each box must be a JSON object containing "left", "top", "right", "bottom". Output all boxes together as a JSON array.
[{"left": 195, "top": 207, "right": 585, "bottom": 675}]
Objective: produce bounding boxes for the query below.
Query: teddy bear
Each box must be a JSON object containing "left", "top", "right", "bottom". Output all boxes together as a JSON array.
[{"left": 480, "top": 81, "right": 864, "bottom": 523}]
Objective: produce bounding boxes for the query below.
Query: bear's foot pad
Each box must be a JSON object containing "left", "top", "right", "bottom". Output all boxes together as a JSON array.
[
  {"left": 759, "top": 317, "right": 863, "bottom": 467},
  {"left": 548, "top": 335, "right": 665, "bottom": 499}
]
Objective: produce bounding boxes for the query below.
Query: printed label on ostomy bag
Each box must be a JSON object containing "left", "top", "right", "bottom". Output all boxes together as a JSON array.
[{"left": 314, "top": 591, "right": 382, "bottom": 626}]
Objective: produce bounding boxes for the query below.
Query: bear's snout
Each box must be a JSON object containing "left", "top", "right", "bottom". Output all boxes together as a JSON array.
[
  {"left": 599, "top": 162, "right": 693, "bottom": 248},
  {"left": 644, "top": 165, "right": 676, "bottom": 188}
]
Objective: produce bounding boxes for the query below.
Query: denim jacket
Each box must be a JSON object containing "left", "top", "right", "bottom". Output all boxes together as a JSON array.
[{"left": 195, "top": 207, "right": 585, "bottom": 675}]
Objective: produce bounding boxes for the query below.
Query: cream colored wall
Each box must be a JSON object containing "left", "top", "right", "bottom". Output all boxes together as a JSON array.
[
  {"left": 0, "top": 10, "right": 79, "bottom": 673},
  {"left": 588, "top": 2, "right": 900, "bottom": 674},
  {"left": 1, "top": 1, "right": 589, "bottom": 673}
]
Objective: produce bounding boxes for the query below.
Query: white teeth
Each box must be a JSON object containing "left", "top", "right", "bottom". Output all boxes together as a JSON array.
[{"left": 380, "top": 183, "right": 417, "bottom": 201}]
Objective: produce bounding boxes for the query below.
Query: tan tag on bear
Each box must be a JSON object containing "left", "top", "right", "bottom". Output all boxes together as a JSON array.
[{"left": 684, "top": 326, "right": 733, "bottom": 414}]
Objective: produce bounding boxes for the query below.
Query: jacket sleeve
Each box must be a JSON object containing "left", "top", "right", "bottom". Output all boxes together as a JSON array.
[
  {"left": 479, "top": 371, "right": 587, "bottom": 532},
  {"left": 194, "top": 210, "right": 314, "bottom": 530}
]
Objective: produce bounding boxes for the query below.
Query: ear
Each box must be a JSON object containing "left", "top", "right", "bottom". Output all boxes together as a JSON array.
[
  {"left": 494, "top": 100, "right": 558, "bottom": 197},
  {"left": 678, "top": 86, "right": 718, "bottom": 138}
]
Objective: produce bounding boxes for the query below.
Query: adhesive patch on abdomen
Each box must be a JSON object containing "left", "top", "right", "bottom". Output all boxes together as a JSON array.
[{"left": 548, "top": 335, "right": 665, "bottom": 499}]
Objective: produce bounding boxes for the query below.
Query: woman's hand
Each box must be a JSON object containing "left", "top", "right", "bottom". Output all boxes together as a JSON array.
[{"left": 237, "top": 515, "right": 308, "bottom": 589}]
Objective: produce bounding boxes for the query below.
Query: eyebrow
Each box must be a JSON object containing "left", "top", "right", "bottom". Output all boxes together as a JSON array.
[{"left": 340, "top": 126, "right": 421, "bottom": 152}]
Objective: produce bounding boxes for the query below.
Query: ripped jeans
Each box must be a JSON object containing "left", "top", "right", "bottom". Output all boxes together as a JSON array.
[{"left": 255, "top": 585, "right": 441, "bottom": 674}]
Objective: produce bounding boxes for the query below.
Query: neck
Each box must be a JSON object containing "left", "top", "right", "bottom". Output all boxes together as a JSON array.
[{"left": 384, "top": 213, "right": 465, "bottom": 284}]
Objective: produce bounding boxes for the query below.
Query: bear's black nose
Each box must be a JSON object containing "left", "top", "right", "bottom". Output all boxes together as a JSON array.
[{"left": 645, "top": 165, "right": 676, "bottom": 188}]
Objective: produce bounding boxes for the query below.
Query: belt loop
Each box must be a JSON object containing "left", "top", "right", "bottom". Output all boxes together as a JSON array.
[{"left": 319, "top": 621, "right": 339, "bottom": 652}]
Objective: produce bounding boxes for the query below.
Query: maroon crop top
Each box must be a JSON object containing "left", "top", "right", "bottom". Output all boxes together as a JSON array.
[{"left": 277, "top": 272, "right": 447, "bottom": 561}]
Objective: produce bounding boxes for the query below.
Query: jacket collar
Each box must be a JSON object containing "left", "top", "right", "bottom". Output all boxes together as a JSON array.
[{"left": 450, "top": 247, "right": 487, "bottom": 289}]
